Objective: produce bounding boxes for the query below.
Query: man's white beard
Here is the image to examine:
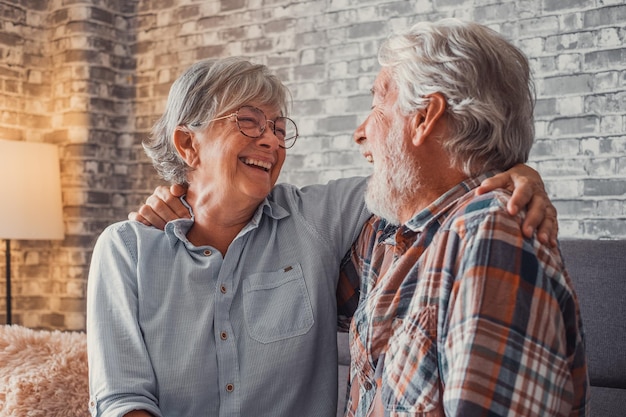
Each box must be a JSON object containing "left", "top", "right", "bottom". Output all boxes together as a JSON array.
[{"left": 365, "top": 120, "right": 421, "bottom": 225}]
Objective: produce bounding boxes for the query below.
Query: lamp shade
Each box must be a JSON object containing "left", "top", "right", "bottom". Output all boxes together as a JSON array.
[{"left": 0, "top": 139, "right": 64, "bottom": 240}]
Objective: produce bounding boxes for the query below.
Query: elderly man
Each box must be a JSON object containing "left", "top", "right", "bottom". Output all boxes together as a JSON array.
[{"left": 338, "top": 18, "right": 589, "bottom": 417}]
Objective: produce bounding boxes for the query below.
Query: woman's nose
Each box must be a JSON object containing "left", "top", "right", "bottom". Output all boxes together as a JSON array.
[{"left": 257, "top": 123, "right": 282, "bottom": 149}]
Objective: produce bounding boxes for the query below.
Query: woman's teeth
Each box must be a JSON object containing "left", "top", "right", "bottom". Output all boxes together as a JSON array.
[{"left": 242, "top": 157, "right": 271, "bottom": 172}]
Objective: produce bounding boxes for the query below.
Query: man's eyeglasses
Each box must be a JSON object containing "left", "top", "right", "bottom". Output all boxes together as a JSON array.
[{"left": 198, "top": 106, "right": 299, "bottom": 149}]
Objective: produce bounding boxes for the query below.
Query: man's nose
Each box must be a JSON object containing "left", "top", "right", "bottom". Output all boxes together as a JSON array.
[{"left": 354, "top": 120, "right": 367, "bottom": 144}]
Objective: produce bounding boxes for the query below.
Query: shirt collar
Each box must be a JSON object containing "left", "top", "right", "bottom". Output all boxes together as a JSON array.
[
  {"left": 404, "top": 171, "right": 496, "bottom": 233},
  {"left": 376, "top": 171, "right": 497, "bottom": 245}
]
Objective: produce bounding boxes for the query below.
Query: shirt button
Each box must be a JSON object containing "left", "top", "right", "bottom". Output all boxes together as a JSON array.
[
  {"left": 226, "top": 383, "right": 234, "bottom": 392},
  {"left": 364, "top": 381, "right": 373, "bottom": 390},
  {"left": 220, "top": 285, "right": 227, "bottom": 294},
  {"left": 203, "top": 249, "right": 212, "bottom": 256},
  {"left": 220, "top": 331, "right": 228, "bottom": 340}
]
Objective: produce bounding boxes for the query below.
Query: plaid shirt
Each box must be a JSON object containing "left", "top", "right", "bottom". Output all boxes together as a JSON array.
[{"left": 338, "top": 174, "right": 589, "bottom": 417}]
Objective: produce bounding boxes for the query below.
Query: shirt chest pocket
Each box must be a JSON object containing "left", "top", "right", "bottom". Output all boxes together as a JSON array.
[
  {"left": 382, "top": 305, "right": 442, "bottom": 415},
  {"left": 242, "top": 263, "right": 314, "bottom": 344}
]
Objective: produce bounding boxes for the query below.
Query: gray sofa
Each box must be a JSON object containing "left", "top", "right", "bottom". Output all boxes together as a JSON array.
[
  {"left": 337, "top": 239, "right": 626, "bottom": 417},
  {"left": 1, "top": 241, "right": 623, "bottom": 416}
]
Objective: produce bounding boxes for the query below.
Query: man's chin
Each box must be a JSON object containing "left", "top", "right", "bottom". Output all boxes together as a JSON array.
[{"left": 365, "top": 193, "right": 401, "bottom": 225}]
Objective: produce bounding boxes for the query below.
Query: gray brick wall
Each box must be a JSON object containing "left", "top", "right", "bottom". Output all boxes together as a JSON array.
[{"left": 0, "top": 0, "right": 624, "bottom": 330}]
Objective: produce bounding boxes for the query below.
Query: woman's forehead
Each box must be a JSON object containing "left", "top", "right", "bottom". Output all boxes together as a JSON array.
[{"left": 242, "top": 102, "right": 283, "bottom": 117}]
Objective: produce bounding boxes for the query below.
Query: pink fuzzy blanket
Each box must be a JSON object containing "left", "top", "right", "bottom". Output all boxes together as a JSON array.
[{"left": 0, "top": 325, "right": 89, "bottom": 417}]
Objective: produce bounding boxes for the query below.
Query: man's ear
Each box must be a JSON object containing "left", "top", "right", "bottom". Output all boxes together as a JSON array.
[
  {"left": 173, "top": 127, "right": 200, "bottom": 167},
  {"left": 411, "top": 93, "right": 447, "bottom": 146}
]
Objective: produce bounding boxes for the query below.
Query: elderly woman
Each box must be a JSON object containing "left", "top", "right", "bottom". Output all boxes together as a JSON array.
[
  {"left": 88, "top": 57, "right": 555, "bottom": 417},
  {"left": 88, "top": 57, "right": 370, "bottom": 417}
]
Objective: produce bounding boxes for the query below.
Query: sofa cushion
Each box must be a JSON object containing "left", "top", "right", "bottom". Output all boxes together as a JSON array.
[
  {"left": 589, "top": 386, "right": 626, "bottom": 416},
  {"left": 559, "top": 239, "right": 626, "bottom": 389},
  {"left": 0, "top": 324, "right": 89, "bottom": 417}
]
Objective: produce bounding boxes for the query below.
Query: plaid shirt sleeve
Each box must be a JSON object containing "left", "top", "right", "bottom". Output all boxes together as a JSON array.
[{"left": 438, "top": 200, "right": 589, "bottom": 416}]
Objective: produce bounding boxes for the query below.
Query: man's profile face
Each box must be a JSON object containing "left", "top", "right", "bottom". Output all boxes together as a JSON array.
[{"left": 356, "top": 69, "right": 421, "bottom": 224}]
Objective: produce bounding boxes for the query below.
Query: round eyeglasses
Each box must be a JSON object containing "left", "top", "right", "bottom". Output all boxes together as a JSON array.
[{"left": 201, "top": 105, "right": 299, "bottom": 149}]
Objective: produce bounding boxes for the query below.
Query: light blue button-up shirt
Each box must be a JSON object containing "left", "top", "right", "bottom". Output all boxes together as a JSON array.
[{"left": 87, "top": 177, "right": 370, "bottom": 417}]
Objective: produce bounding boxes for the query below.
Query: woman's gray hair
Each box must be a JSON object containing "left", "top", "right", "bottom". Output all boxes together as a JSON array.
[
  {"left": 379, "top": 18, "right": 535, "bottom": 177},
  {"left": 143, "top": 56, "right": 291, "bottom": 184}
]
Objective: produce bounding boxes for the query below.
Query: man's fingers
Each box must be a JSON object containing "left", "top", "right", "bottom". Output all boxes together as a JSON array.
[
  {"left": 153, "top": 185, "right": 174, "bottom": 200},
  {"left": 127, "top": 185, "right": 191, "bottom": 231},
  {"left": 152, "top": 185, "right": 191, "bottom": 220},
  {"left": 537, "top": 205, "right": 559, "bottom": 247},
  {"left": 521, "top": 195, "right": 545, "bottom": 239},
  {"left": 171, "top": 183, "right": 187, "bottom": 197},
  {"left": 507, "top": 176, "right": 533, "bottom": 217},
  {"left": 136, "top": 202, "right": 168, "bottom": 230},
  {"left": 476, "top": 174, "right": 513, "bottom": 196},
  {"left": 478, "top": 165, "right": 558, "bottom": 246},
  {"left": 146, "top": 193, "right": 181, "bottom": 222},
  {"left": 128, "top": 211, "right": 152, "bottom": 226},
  {"left": 521, "top": 196, "right": 558, "bottom": 247}
]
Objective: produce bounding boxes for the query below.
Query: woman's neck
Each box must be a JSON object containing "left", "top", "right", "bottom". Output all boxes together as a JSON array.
[{"left": 184, "top": 188, "right": 262, "bottom": 255}]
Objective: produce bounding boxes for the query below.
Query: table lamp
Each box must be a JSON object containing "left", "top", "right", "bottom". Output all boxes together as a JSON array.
[{"left": 0, "top": 139, "right": 64, "bottom": 324}]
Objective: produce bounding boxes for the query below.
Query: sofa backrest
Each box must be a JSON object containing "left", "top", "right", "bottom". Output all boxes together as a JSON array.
[{"left": 559, "top": 239, "right": 626, "bottom": 416}]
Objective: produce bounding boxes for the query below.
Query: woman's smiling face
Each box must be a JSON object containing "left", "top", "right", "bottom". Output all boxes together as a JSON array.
[{"left": 187, "top": 102, "right": 287, "bottom": 205}]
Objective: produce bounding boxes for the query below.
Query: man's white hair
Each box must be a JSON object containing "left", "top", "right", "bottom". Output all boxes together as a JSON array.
[{"left": 379, "top": 18, "right": 535, "bottom": 177}]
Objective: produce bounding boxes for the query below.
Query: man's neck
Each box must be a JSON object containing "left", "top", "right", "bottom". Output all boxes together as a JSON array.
[{"left": 397, "top": 170, "right": 468, "bottom": 225}]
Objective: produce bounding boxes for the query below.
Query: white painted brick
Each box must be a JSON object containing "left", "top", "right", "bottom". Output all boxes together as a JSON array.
[
  {"left": 329, "top": 61, "right": 349, "bottom": 78},
  {"left": 65, "top": 280, "right": 85, "bottom": 298},
  {"left": 64, "top": 312, "right": 87, "bottom": 330},
  {"left": 556, "top": 53, "right": 581, "bottom": 72},
  {"left": 300, "top": 49, "right": 316, "bottom": 65},
  {"left": 302, "top": 152, "right": 324, "bottom": 168},
  {"left": 580, "top": 137, "right": 601, "bottom": 155},
  {"left": 545, "top": 179, "right": 580, "bottom": 198},
  {"left": 557, "top": 219, "right": 583, "bottom": 238},
  {"left": 331, "top": 134, "right": 358, "bottom": 150},
  {"left": 519, "top": 37, "right": 543, "bottom": 56},
  {"left": 157, "top": 10, "right": 173, "bottom": 27},
  {"left": 326, "top": 97, "right": 349, "bottom": 113},
  {"left": 411, "top": 0, "right": 434, "bottom": 12},
  {"left": 600, "top": 115, "right": 623, "bottom": 134},
  {"left": 67, "top": 5, "right": 90, "bottom": 21},
  {"left": 557, "top": 96, "right": 584, "bottom": 115},
  {"left": 594, "top": 71, "right": 619, "bottom": 90},
  {"left": 597, "top": 27, "right": 622, "bottom": 47}
]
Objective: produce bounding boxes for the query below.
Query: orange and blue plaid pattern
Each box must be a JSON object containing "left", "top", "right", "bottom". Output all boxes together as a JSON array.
[{"left": 338, "top": 174, "right": 589, "bottom": 417}]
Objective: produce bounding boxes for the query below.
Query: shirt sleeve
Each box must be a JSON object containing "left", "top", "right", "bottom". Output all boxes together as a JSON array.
[
  {"left": 291, "top": 176, "right": 371, "bottom": 255},
  {"left": 440, "top": 200, "right": 588, "bottom": 416},
  {"left": 86, "top": 222, "right": 162, "bottom": 417},
  {"left": 287, "top": 176, "right": 371, "bottom": 330}
]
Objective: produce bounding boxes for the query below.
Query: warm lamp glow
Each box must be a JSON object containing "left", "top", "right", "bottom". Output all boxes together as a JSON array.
[
  {"left": 0, "top": 139, "right": 64, "bottom": 325},
  {"left": 0, "top": 139, "right": 64, "bottom": 240}
]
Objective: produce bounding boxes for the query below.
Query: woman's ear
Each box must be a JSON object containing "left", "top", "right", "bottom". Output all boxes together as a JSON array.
[
  {"left": 173, "top": 127, "right": 200, "bottom": 167},
  {"left": 412, "top": 93, "right": 447, "bottom": 146}
]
